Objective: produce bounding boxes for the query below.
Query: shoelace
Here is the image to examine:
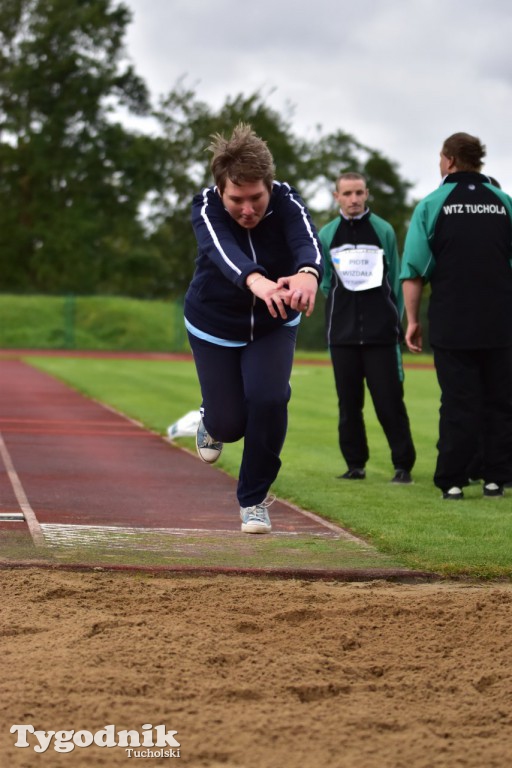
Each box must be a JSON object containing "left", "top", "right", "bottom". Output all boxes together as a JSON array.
[
  {"left": 244, "top": 495, "right": 275, "bottom": 518},
  {"left": 198, "top": 425, "right": 221, "bottom": 448},
  {"left": 201, "top": 433, "right": 220, "bottom": 448}
]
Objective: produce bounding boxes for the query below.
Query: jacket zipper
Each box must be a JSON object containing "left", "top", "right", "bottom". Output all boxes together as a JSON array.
[{"left": 248, "top": 231, "right": 257, "bottom": 342}]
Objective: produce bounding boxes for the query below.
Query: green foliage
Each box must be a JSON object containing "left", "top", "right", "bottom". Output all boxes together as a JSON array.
[
  {"left": 0, "top": 0, "right": 165, "bottom": 293},
  {"left": 0, "top": 293, "right": 187, "bottom": 350},
  {"left": 0, "top": 293, "right": 331, "bottom": 351},
  {"left": 296, "top": 291, "right": 327, "bottom": 351},
  {"left": 0, "top": 3, "right": 414, "bottom": 299},
  {"left": 152, "top": 89, "right": 415, "bottom": 293},
  {"left": 307, "top": 132, "right": 414, "bottom": 245},
  {"left": 26, "top": 355, "right": 512, "bottom": 578},
  {"left": 0, "top": 292, "right": 434, "bottom": 353}
]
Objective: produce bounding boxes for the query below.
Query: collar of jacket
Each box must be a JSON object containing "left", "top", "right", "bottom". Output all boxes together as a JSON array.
[
  {"left": 338, "top": 207, "right": 371, "bottom": 222},
  {"left": 442, "top": 171, "right": 488, "bottom": 185}
]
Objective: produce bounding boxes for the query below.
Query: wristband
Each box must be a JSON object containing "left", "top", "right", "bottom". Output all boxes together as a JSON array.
[
  {"left": 298, "top": 267, "right": 320, "bottom": 279},
  {"left": 247, "top": 275, "right": 263, "bottom": 288}
]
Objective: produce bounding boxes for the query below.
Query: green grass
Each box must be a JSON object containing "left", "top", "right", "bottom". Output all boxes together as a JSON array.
[
  {"left": 4, "top": 531, "right": 394, "bottom": 572},
  {"left": 0, "top": 293, "right": 433, "bottom": 357},
  {"left": 0, "top": 294, "right": 187, "bottom": 351},
  {"left": 25, "top": 354, "right": 512, "bottom": 579}
]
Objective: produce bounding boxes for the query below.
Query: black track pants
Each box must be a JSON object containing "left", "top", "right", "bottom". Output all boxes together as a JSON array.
[
  {"left": 330, "top": 344, "right": 416, "bottom": 472},
  {"left": 433, "top": 345, "right": 512, "bottom": 490}
]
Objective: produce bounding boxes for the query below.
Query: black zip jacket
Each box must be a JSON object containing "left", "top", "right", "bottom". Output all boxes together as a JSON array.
[
  {"left": 185, "top": 182, "right": 323, "bottom": 342},
  {"left": 319, "top": 211, "right": 403, "bottom": 346},
  {"left": 401, "top": 172, "right": 512, "bottom": 348}
]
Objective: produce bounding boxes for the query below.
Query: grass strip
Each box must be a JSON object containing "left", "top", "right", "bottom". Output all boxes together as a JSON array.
[{"left": 26, "top": 355, "right": 512, "bottom": 579}]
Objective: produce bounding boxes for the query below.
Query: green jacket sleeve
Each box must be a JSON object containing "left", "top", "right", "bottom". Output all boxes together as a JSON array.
[
  {"left": 318, "top": 218, "right": 340, "bottom": 297},
  {"left": 369, "top": 213, "right": 403, "bottom": 319},
  {"left": 400, "top": 185, "right": 454, "bottom": 282}
]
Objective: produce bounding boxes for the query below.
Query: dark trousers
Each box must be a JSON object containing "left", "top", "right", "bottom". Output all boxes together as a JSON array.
[
  {"left": 188, "top": 325, "right": 298, "bottom": 507},
  {"left": 330, "top": 344, "right": 416, "bottom": 472},
  {"left": 433, "top": 345, "right": 512, "bottom": 490}
]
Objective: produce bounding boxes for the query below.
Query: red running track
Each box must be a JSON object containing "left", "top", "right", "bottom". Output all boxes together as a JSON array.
[{"left": 0, "top": 360, "right": 343, "bottom": 550}]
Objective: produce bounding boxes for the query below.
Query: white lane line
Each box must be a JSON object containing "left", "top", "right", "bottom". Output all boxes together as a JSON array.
[
  {"left": 41, "top": 523, "right": 342, "bottom": 549},
  {"left": 0, "top": 433, "right": 45, "bottom": 547},
  {"left": 0, "top": 512, "right": 25, "bottom": 521}
]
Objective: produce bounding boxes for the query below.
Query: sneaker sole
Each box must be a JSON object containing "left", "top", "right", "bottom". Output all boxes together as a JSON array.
[
  {"left": 241, "top": 522, "right": 272, "bottom": 534},
  {"left": 196, "top": 445, "right": 223, "bottom": 464}
]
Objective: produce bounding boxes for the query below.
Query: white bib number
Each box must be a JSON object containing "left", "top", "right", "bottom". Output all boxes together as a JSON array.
[{"left": 331, "top": 245, "right": 384, "bottom": 291}]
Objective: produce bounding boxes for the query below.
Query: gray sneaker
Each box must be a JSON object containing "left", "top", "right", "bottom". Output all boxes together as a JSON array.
[
  {"left": 196, "top": 417, "right": 223, "bottom": 464},
  {"left": 240, "top": 498, "right": 273, "bottom": 534}
]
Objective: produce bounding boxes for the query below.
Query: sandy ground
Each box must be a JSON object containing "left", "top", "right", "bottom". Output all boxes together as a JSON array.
[{"left": 1, "top": 568, "right": 512, "bottom": 768}]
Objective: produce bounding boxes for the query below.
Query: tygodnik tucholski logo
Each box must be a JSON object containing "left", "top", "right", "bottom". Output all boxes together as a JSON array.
[{"left": 10, "top": 723, "right": 181, "bottom": 758}]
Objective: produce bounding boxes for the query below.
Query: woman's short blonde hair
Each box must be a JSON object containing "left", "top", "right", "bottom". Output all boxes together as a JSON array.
[{"left": 209, "top": 123, "right": 275, "bottom": 193}]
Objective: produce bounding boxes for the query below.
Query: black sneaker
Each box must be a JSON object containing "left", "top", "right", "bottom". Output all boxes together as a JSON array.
[
  {"left": 483, "top": 482, "right": 504, "bottom": 498},
  {"left": 338, "top": 468, "right": 366, "bottom": 480},
  {"left": 391, "top": 469, "right": 413, "bottom": 484},
  {"left": 442, "top": 486, "right": 464, "bottom": 500}
]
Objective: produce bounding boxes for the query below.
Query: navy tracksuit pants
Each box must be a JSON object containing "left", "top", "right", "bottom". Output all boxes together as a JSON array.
[{"left": 188, "top": 325, "right": 298, "bottom": 508}]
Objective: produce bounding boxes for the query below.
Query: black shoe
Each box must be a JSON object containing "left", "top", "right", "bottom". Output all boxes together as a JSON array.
[
  {"left": 391, "top": 469, "right": 413, "bottom": 484},
  {"left": 338, "top": 468, "right": 366, "bottom": 480},
  {"left": 442, "top": 486, "right": 464, "bottom": 500},
  {"left": 483, "top": 482, "right": 504, "bottom": 498}
]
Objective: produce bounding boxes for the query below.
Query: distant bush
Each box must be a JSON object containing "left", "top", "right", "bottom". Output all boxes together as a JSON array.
[
  {"left": 0, "top": 295, "right": 188, "bottom": 352},
  {"left": 0, "top": 292, "right": 431, "bottom": 353}
]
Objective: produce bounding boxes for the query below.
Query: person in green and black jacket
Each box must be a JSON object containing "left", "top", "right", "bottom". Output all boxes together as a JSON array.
[
  {"left": 319, "top": 172, "right": 416, "bottom": 484},
  {"left": 401, "top": 132, "right": 512, "bottom": 500}
]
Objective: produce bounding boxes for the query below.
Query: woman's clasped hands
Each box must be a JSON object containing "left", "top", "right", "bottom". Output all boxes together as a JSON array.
[{"left": 247, "top": 272, "right": 318, "bottom": 319}]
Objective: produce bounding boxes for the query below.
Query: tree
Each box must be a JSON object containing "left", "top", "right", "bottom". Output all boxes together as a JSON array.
[
  {"left": 147, "top": 87, "right": 309, "bottom": 296},
  {"left": 150, "top": 86, "right": 414, "bottom": 296},
  {"left": 0, "top": 4, "right": 414, "bottom": 300},
  {"left": 297, "top": 130, "right": 413, "bottom": 245},
  {"left": 0, "top": 0, "right": 165, "bottom": 293}
]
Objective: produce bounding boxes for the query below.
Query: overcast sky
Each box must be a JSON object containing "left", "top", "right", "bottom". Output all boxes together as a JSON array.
[{"left": 122, "top": 0, "right": 511, "bottom": 202}]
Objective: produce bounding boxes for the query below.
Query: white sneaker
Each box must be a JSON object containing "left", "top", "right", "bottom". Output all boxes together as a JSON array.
[
  {"left": 442, "top": 486, "right": 464, "bottom": 500},
  {"left": 240, "top": 498, "right": 273, "bottom": 534},
  {"left": 483, "top": 482, "right": 504, "bottom": 498},
  {"left": 167, "top": 410, "right": 201, "bottom": 439},
  {"left": 196, "top": 417, "right": 223, "bottom": 464}
]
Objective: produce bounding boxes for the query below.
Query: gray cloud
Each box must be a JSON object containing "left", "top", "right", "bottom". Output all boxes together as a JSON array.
[{"left": 123, "top": 0, "right": 512, "bottom": 198}]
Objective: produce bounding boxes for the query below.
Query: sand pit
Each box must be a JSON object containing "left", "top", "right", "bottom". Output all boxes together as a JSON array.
[{"left": 2, "top": 568, "right": 512, "bottom": 767}]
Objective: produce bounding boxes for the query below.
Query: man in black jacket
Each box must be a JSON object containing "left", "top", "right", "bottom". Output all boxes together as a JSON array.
[{"left": 319, "top": 172, "right": 415, "bottom": 484}]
